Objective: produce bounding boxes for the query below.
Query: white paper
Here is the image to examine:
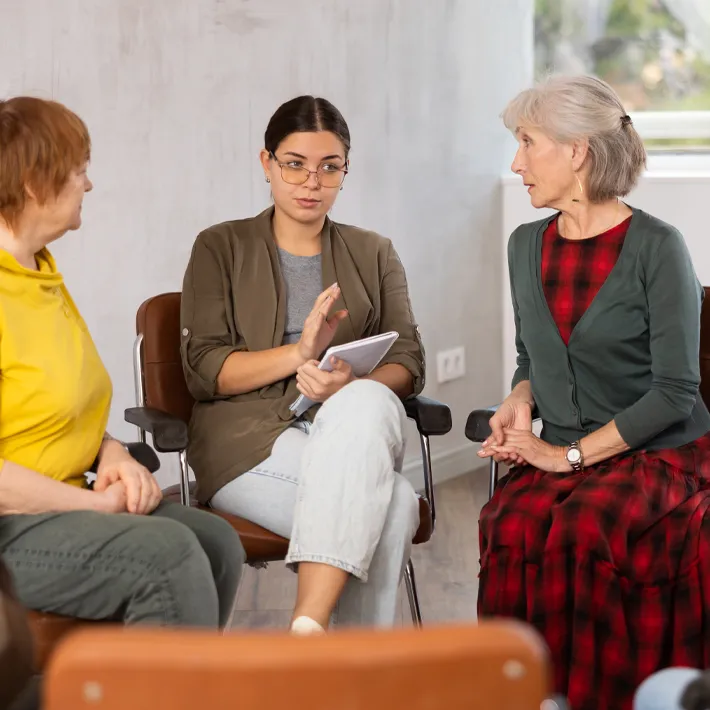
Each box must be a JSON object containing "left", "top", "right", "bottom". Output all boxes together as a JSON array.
[{"left": 289, "top": 331, "right": 399, "bottom": 417}]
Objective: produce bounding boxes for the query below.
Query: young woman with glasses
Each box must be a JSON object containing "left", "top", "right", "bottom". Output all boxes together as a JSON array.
[{"left": 179, "top": 96, "right": 425, "bottom": 634}]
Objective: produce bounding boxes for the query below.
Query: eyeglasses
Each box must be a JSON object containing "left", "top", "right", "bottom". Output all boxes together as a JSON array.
[{"left": 270, "top": 152, "right": 348, "bottom": 188}]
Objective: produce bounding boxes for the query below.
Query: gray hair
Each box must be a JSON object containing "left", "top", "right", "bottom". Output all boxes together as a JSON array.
[{"left": 502, "top": 75, "right": 646, "bottom": 203}]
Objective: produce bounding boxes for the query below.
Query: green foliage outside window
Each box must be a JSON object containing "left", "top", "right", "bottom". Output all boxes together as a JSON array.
[{"left": 535, "top": 0, "right": 710, "bottom": 112}]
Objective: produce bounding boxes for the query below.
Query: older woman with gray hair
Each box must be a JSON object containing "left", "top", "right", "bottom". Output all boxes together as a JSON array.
[{"left": 477, "top": 75, "right": 710, "bottom": 710}]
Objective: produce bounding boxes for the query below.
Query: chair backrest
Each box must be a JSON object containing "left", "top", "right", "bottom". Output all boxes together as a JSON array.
[
  {"left": 136, "top": 292, "right": 195, "bottom": 424},
  {"left": 700, "top": 287, "right": 710, "bottom": 409},
  {"left": 44, "top": 621, "right": 550, "bottom": 710}
]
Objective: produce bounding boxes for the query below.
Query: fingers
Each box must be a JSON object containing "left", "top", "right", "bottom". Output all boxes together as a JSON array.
[
  {"left": 303, "top": 308, "right": 326, "bottom": 337},
  {"left": 489, "top": 445, "right": 520, "bottom": 458},
  {"left": 297, "top": 358, "right": 353, "bottom": 403},
  {"left": 98, "top": 460, "right": 163, "bottom": 515},
  {"left": 141, "top": 469, "right": 162, "bottom": 515},
  {"left": 477, "top": 447, "right": 521, "bottom": 466},
  {"left": 501, "top": 428, "right": 535, "bottom": 444},
  {"left": 326, "top": 309, "right": 348, "bottom": 327},
  {"left": 122, "top": 473, "right": 142, "bottom": 514},
  {"left": 136, "top": 469, "right": 156, "bottom": 515},
  {"left": 298, "top": 361, "right": 324, "bottom": 385},
  {"left": 299, "top": 359, "right": 351, "bottom": 385},
  {"left": 330, "top": 356, "right": 351, "bottom": 373},
  {"left": 310, "top": 284, "right": 335, "bottom": 312},
  {"left": 296, "top": 361, "right": 319, "bottom": 392},
  {"left": 314, "top": 282, "right": 339, "bottom": 307},
  {"left": 296, "top": 374, "right": 318, "bottom": 400},
  {"left": 151, "top": 478, "right": 164, "bottom": 511},
  {"left": 481, "top": 420, "right": 514, "bottom": 449},
  {"left": 103, "top": 481, "right": 128, "bottom": 514},
  {"left": 94, "top": 467, "right": 120, "bottom": 492},
  {"left": 296, "top": 369, "right": 317, "bottom": 389},
  {"left": 311, "top": 283, "right": 340, "bottom": 317},
  {"left": 299, "top": 287, "right": 344, "bottom": 363},
  {"left": 489, "top": 417, "right": 505, "bottom": 446}
]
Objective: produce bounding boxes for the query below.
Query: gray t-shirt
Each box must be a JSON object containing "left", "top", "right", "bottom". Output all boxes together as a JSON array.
[{"left": 277, "top": 247, "right": 323, "bottom": 345}]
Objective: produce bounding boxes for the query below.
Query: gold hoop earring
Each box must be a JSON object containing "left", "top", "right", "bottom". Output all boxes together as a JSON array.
[{"left": 571, "top": 174, "right": 584, "bottom": 203}]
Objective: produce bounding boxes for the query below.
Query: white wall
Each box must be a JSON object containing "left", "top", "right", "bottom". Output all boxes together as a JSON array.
[
  {"left": 0, "top": 0, "right": 533, "bottom": 489},
  {"left": 501, "top": 166, "right": 710, "bottom": 393}
]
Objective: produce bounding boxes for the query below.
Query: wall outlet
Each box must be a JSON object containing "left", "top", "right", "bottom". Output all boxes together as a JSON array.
[{"left": 436, "top": 346, "right": 466, "bottom": 384}]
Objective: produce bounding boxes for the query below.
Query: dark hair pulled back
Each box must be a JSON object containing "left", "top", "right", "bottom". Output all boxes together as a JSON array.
[{"left": 264, "top": 96, "right": 351, "bottom": 158}]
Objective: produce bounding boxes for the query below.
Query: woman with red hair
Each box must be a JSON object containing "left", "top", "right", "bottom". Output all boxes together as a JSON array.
[{"left": 0, "top": 97, "right": 244, "bottom": 629}]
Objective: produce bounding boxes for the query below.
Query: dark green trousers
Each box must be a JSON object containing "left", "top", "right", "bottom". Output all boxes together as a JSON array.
[{"left": 0, "top": 501, "right": 244, "bottom": 628}]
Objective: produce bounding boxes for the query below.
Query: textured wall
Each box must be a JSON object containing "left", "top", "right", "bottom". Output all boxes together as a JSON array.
[{"left": 0, "top": 0, "right": 532, "bottom": 487}]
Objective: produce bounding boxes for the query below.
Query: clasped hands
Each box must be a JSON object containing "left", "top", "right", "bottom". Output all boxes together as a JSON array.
[
  {"left": 93, "top": 439, "right": 163, "bottom": 515},
  {"left": 476, "top": 398, "right": 571, "bottom": 473}
]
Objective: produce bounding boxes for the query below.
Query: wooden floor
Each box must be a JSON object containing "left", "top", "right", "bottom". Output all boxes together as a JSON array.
[{"left": 230, "top": 468, "right": 488, "bottom": 630}]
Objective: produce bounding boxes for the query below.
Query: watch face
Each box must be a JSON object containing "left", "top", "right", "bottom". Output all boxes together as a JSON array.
[{"left": 567, "top": 447, "right": 581, "bottom": 463}]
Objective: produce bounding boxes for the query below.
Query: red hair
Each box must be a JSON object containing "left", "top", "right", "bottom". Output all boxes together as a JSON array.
[{"left": 0, "top": 96, "right": 91, "bottom": 228}]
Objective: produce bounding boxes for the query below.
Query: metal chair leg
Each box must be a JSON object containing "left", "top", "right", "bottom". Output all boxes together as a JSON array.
[
  {"left": 418, "top": 433, "right": 435, "bottom": 531},
  {"left": 488, "top": 458, "right": 499, "bottom": 501},
  {"left": 404, "top": 559, "right": 422, "bottom": 627},
  {"left": 222, "top": 579, "right": 240, "bottom": 635},
  {"left": 178, "top": 449, "right": 190, "bottom": 507}
]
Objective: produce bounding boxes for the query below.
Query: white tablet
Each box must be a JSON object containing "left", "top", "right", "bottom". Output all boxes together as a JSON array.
[{"left": 289, "top": 331, "right": 399, "bottom": 417}]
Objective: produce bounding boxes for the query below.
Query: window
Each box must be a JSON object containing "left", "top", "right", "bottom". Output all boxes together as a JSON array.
[{"left": 535, "top": 0, "right": 710, "bottom": 151}]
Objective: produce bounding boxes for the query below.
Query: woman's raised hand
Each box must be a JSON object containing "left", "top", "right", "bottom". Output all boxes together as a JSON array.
[{"left": 297, "top": 283, "right": 348, "bottom": 362}]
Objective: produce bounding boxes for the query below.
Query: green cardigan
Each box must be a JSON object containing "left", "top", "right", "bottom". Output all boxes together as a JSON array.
[{"left": 509, "top": 206, "right": 710, "bottom": 451}]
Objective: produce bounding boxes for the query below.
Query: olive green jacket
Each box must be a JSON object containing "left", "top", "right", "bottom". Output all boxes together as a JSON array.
[{"left": 180, "top": 207, "right": 425, "bottom": 503}]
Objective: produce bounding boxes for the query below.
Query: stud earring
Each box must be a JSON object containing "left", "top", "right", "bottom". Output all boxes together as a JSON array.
[{"left": 265, "top": 176, "right": 271, "bottom": 184}]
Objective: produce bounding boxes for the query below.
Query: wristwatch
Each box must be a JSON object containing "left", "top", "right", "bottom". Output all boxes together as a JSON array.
[{"left": 566, "top": 441, "right": 584, "bottom": 472}]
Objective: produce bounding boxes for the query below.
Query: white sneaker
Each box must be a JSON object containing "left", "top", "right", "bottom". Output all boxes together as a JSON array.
[{"left": 290, "top": 616, "right": 325, "bottom": 635}]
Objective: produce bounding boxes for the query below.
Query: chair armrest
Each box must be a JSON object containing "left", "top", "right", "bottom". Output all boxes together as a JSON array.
[
  {"left": 465, "top": 407, "right": 498, "bottom": 442},
  {"left": 465, "top": 406, "right": 542, "bottom": 442},
  {"left": 404, "top": 396, "right": 452, "bottom": 437},
  {"left": 125, "top": 442, "right": 161, "bottom": 473},
  {"left": 124, "top": 407, "right": 189, "bottom": 453},
  {"left": 88, "top": 441, "right": 160, "bottom": 475}
]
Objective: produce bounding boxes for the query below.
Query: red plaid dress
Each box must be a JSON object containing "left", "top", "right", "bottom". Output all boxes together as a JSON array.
[{"left": 479, "top": 216, "right": 710, "bottom": 710}]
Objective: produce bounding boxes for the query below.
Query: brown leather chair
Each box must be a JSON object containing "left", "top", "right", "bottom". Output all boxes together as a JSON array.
[
  {"left": 124, "top": 292, "right": 452, "bottom": 626},
  {"left": 0, "top": 558, "right": 34, "bottom": 708},
  {"left": 466, "top": 286, "right": 710, "bottom": 499},
  {"left": 44, "top": 621, "right": 550, "bottom": 710}
]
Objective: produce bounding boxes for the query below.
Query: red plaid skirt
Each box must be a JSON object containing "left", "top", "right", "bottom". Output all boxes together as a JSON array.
[{"left": 478, "top": 433, "right": 710, "bottom": 710}]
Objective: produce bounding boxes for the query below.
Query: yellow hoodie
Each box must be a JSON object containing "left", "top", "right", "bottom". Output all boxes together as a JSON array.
[{"left": 0, "top": 249, "right": 112, "bottom": 487}]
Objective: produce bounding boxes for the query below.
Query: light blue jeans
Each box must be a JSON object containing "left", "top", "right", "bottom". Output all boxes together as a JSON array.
[
  {"left": 633, "top": 668, "right": 701, "bottom": 710},
  {"left": 210, "top": 380, "right": 420, "bottom": 627}
]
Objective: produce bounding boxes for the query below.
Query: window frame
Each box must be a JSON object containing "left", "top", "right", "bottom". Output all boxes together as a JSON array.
[{"left": 630, "top": 110, "right": 710, "bottom": 142}]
